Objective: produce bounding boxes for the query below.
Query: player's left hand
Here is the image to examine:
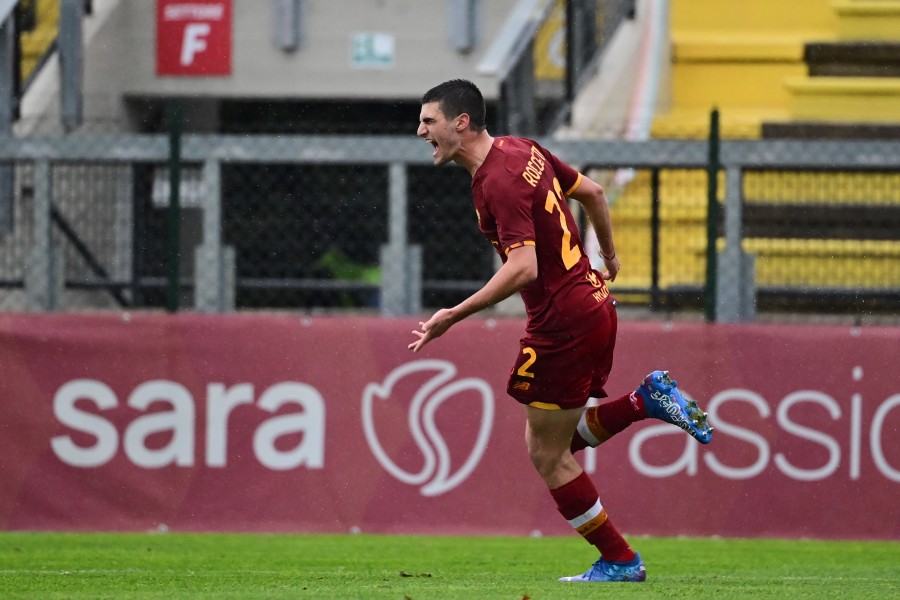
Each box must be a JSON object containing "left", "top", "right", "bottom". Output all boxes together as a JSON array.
[{"left": 601, "top": 253, "right": 620, "bottom": 282}]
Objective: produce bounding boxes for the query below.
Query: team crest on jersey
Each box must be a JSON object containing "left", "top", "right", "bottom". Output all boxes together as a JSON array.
[
  {"left": 586, "top": 271, "right": 604, "bottom": 288},
  {"left": 586, "top": 271, "right": 609, "bottom": 302}
]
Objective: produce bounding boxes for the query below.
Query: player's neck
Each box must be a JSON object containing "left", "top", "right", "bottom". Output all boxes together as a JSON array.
[{"left": 455, "top": 131, "right": 495, "bottom": 177}]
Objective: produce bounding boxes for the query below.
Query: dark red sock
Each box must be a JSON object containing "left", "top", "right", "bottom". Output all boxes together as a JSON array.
[
  {"left": 570, "top": 392, "right": 647, "bottom": 453},
  {"left": 549, "top": 471, "right": 635, "bottom": 562},
  {"left": 598, "top": 391, "right": 647, "bottom": 432},
  {"left": 587, "top": 518, "right": 635, "bottom": 563}
]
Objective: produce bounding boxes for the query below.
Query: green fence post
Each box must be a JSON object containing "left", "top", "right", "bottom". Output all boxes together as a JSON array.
[
  {"left": 705, "top": 108, "right": 720, "bottom": 322},
  {"left": 650, "top": 167, "right": 661, "bottom": 311},
  {"left": 166, "top": 101, "right": 182, "bottom": 313}
]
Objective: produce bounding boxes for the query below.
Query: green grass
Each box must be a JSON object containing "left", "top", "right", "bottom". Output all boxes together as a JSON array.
[{"left": 0, "top": 532, "right": 897, "bottom": 599}]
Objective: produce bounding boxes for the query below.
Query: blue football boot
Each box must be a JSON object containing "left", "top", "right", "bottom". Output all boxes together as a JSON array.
[
  {"left": 635, "top": 370, "right": 713, "bottom": 444},
  {"left": 559, "top": 552, "right": 646, "bottom": 583}
]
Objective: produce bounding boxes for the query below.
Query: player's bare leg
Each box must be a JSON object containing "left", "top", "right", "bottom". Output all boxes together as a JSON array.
[{"left": 525, "top": 405, "right": 583, "bottom": 488}]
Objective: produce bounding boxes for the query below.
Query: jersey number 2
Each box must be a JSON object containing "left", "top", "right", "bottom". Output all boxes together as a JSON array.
[{"left": 544, "top": 178, "right": 582, "bottom": 270}]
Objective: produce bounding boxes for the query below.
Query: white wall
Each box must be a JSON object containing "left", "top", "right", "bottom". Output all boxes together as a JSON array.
[
  {"left": 101, "top": 0, "right": 515, "bottom": 101},
  {"left": 17, "top": 0, "right": 527, "bottom": 133}
]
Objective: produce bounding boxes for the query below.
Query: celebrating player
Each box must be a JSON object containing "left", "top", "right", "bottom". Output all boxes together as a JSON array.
[{"left": 409, "top": 79, "right": 713, "bottom": 583}]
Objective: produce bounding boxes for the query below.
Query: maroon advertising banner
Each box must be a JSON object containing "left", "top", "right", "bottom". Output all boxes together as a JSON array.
[{"left": 0, "top": 313, "right": 897, "bottom": 540}]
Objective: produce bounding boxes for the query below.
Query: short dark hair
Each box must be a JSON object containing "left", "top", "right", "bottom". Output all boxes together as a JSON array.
[{"left": 421, "top": 79, "right": 486, "bottom": 133}]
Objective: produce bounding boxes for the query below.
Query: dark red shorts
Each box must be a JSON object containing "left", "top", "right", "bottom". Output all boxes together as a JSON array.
[{"left": 507, "top": 300, "right": 617, "bottom": 410}]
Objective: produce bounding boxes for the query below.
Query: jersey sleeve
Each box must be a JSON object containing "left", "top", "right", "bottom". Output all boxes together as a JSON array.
[
  {"left": 535, "top": 141, "right": 582, "bottom": 196},
  {"left": 483, "top": 175, "right": 536, "bottom": 256}
]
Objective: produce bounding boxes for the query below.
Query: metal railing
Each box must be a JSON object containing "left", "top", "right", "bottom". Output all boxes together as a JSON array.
[{"left": 1, "top": 133, "right": 898, "bottom": 324}]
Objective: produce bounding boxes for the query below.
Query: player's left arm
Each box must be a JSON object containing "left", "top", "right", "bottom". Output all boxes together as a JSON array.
[
  {"left": 568, "top": 175, "right": 620, "bottom": 281},
  {"left": 408, "top": 244, "right": 537, "bottom": 352}
]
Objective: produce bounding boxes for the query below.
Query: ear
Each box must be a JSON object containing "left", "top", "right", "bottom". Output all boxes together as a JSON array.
[{"left": 456, "top": 113, "right": 471, "bottom": 132}]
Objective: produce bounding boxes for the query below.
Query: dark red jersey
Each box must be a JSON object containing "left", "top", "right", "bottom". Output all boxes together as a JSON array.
[{"left": 471, "top": 136, "right": 611, "bottom": 335}]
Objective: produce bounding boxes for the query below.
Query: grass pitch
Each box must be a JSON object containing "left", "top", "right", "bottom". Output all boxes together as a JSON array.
[{"left": 0, "top": 532, "right": 896, "bottom": 599}]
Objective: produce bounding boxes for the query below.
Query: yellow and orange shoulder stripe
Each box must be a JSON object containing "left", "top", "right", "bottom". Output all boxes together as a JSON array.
[{"left": 505, "top": 240, "right": 536, "bottom": 255}]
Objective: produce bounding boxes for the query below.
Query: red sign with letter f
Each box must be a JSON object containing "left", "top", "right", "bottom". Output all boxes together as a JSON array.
[{"left": 156, "top": 0, "right": 232, "bottom": 76}]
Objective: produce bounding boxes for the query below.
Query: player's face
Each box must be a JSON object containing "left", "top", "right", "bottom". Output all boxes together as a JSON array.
[{"left": 417, "top": 101, "right": 461, "bottom": 166}]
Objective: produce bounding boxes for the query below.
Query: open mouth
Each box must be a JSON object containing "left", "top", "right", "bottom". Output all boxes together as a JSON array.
[{"left": 428, "top": 140, "right": 439, "bottom": 157}]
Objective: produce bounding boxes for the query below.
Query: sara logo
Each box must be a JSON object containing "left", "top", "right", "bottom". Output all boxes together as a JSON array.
[{"left": 362, "top": 360, "right": 494, "bottom": 496}]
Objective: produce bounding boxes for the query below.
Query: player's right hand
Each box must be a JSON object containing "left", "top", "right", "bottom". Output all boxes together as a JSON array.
[{"left": 408, "top": 308, "right": 454, "bottom": 352}]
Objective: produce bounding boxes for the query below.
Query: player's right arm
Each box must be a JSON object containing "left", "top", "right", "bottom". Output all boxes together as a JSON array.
[
  {"left": 568, "top": 175, "right": 620, "bottom": 281},
  {"left": 408, "top": 244, "right": 537, "bottom": 352}
]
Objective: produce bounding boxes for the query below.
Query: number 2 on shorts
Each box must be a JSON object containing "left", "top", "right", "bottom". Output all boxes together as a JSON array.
[{"left": 517, "top": 347, "right": 537, "bottom": 378}]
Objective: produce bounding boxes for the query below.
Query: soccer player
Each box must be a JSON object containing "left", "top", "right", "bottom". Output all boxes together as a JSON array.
[{"left": 408, "top": 79, "right": 713, "bottom": 583}]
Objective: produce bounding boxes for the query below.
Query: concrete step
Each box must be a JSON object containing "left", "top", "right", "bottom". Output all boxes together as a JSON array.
[
  {"left": 651, "top": 107, "right": 790, "bottom": 139},
  {"left": 805, "top": 42, "right": 900, "bottom": 77},
  {"left": 743, "top": 204, "right": 900, "bottom": 239},
  {"left": 762, "top": 120, "right": 900, "bottom": 139},
  {"left": 784, "top": 76, "right": 900, "bottom": 122},
  {"left": 670, "top": 34, "right": 811, "bottom": 112},
  {"left": 833, "top": 0, "right": 900, "bottom": 41},
  {"left": 671, "top": 0, "right": 837, "bottom": 37}
]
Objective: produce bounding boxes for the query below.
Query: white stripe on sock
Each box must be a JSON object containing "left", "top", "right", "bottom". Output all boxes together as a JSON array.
[
  {"left": 566, "top": 498, "right": 604, "bottom": 529},
  {"left": 577, "top": 412, "right": 601, "bottom": 447}
]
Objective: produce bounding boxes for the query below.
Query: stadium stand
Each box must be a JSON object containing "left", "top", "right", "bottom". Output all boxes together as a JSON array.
[
  {"left": 601, "top": 0, "right": 900, "bottom": 311},
  {"left": 1, "top": 0, "right": 897, "bottom": 319}
]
